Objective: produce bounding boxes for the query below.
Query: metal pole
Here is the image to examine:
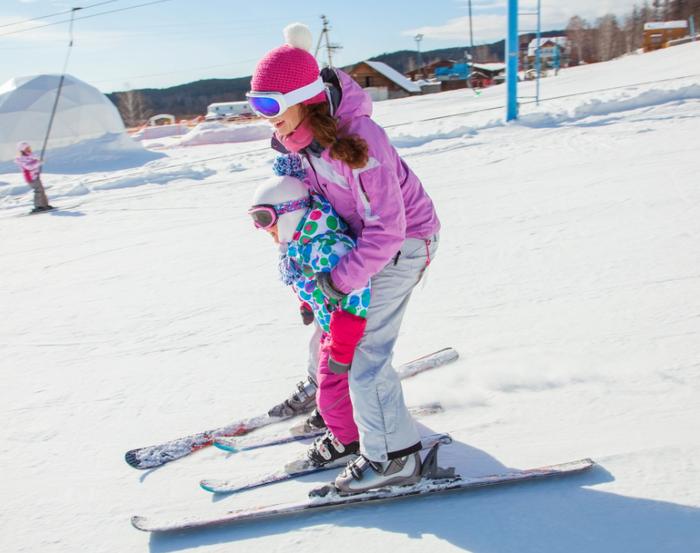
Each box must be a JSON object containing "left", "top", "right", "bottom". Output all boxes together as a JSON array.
[
  {"left": 535, "top": 0, "right": 541, "bottom": 105},
  {"left": 324, "top": 17, "right": 333, "bottom": 67},
  {"left": 414, "top": 34, "right": 423, "bottom": 75},
  {"left": 467, "top": 0, "right": 474, "bottom": 90},
  {"left": 506, "top": 0, "right": 518, "bottom": 121},
  {"left": 314, "top": 15, "right": 326, "bottom": 59},
  {"left": 468, "top": 0, "right": 474, "bottom": 56},
  {"left": 690, "top": 15, "right": 696, "bottom": 40},
  {"left": 40, "top": 7, "right": 81, "bottom": 163}
]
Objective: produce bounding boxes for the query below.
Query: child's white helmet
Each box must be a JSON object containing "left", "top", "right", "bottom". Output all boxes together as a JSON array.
[
  {"left": 17, "top": 141, "right": 31, "bottom": 153},
  {"left": 250, "top": 176, "right": 309, "bottom": 244}
]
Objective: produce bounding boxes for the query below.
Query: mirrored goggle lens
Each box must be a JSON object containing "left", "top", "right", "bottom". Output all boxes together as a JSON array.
[
  {"left": 249, "top": 206, "right": 276, "bottom": 229},
  {"left": 248, "top": 96, "right": 282, "bottom": 118}
]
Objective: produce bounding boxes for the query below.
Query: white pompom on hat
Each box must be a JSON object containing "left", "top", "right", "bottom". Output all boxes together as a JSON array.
[
  {"left": 283, "top": 22, "right": 313, "bottom": 51},
  {"left": 251, "top": 175, "right": 310, "bottom": 244}
]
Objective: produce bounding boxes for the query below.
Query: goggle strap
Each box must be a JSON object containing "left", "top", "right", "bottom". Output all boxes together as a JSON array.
[
  {"left": 275, "top": 196, "right": 311, "bottom": 215},
  {"left": 247, "top": 77, "right": 325, "bottom": 113},
  {"left": 282, "top": 77, "right": 325, "bottom": 106}
]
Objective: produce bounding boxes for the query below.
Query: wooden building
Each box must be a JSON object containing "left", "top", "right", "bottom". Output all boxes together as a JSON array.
[
  {"left": 406, "top": 60, "right": 455, "bottom": 81},
  {"left": 348, "top": 61, "right": 422, "bottom": 101},
  {"left": 643, "top": 21, "right": 689, "bottom": 51}
]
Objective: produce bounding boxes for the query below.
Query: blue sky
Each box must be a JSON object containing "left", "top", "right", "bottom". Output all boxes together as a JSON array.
[{"left": 1, "top": 0, "right": 639, "bottom": 92}]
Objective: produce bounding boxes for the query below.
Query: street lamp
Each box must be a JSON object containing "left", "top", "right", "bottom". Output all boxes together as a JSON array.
[{"left": 414, "top": 33, "right": 424, "bottom": 75}]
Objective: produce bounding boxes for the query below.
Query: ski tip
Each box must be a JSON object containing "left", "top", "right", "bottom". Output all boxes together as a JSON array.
[
  {"left": 131, "top": 515, "right": 150, "bottom": 531},
  {"left": 199, "top": 481, "right": 218, "bottom": 493},
  {"left": 213, "top": 441, "right": 238, "bottom": 453}
]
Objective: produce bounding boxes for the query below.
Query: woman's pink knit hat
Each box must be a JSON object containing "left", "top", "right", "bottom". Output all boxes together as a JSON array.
[{"left": 250, "top": 23, "right": 326, "bottom": 105}]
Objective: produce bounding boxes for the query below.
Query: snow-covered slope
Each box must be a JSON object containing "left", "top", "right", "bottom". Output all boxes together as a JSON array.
[{"left": 2, "top": 43, "right": 700, "bottom": 553}]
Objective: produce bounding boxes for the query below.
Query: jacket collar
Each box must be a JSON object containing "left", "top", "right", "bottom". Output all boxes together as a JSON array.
[{"left": 269, "top": 68, "right": 343, "bottom": 158}]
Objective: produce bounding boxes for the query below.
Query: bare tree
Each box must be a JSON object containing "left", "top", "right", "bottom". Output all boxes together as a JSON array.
[
  {"left": 596, "top": 14, "right": 625, "bottom": 61},
  {"left": 115, "top": 88, "right": 151, "bottom": 128},
  {"left": 566, "top": 15, "right": 589, "bottom": 64},
  {"left": 622, "top": 5, "right": 648, "bottom": 52}
]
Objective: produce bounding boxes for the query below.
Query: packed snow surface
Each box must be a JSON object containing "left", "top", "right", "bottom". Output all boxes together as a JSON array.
[{"left": 2, "top": 43, "right": 700, "bottom": 552}]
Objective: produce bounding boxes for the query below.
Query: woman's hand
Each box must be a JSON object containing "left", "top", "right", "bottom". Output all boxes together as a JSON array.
[{"left": 316, "top": 271, "right": 346, "bottom": 302}]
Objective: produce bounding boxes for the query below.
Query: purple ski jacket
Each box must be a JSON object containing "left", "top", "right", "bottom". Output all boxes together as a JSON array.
[{"left": 299, "top": 70, "right": 440, "bottom": 293}]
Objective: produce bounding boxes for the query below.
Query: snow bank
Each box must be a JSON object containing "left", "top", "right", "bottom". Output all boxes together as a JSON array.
[
  {"left": 517, "top": 83, "right": 700, "bottom": 128},
  {"left": 131, "top": 124, "right": 190, "bottom": 141},
  {"left": 0, "top": 132, "right": 165, "bottom": 175},
  {"left": 176, "top": 121, "right": 272, "bottom": 146},
  {"left": 91, "top": 166, "right": 215, "bottom": 190}
]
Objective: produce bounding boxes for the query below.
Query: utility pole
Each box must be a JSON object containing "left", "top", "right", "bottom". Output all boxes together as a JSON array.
[
  {"left": 414, "top": 33, "right": 424, "bottom": 76},
  {"left": 467, "top": 0, "right": 474, "bottom": 90},
  {"left": 467, "top": 0, "right": 475, "bottom": 58},
  {"left": 315, "top": 15, "right": 342, "bottom": 68}
]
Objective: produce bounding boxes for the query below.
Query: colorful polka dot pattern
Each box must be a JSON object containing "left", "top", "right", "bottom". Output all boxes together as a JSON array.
[{"left": 287, "top": 195, "right": 371, "bottom": 332}]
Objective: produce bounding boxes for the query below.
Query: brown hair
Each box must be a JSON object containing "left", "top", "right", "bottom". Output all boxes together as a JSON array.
[{"left": 303, "top": 103, "right": 369, "bottom": 169}]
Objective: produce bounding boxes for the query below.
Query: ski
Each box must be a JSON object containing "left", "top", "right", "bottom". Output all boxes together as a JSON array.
[
  {"left": 201, "top": 432, "right": 452, "bottom": 495},
  {"left": 212, "top": 402, "right": 444, "bottom": 454},
  {"left": 124, "top": 347, "right": 458, "bottom": 469},
  {"left": 132, "top": 457, "right": 595, "bottom": 532},
  {"left": 16, "top": 203, "right": 83, "bottom": 217}
]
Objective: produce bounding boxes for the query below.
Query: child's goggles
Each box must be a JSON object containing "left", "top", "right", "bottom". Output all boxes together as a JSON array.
[
  {"left": 248, "top": 197, "right": 311, "bottom": 229},
  {"left": 246, "top": 77, "right": 325, "bottom": 118}
]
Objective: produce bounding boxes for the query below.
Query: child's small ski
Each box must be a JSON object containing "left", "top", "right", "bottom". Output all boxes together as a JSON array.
[
  {"left": 17, "top": 203, "right": 82, "bottom": 217},
  {"left": 124, "top": 347, "right": 458, "bottom": 470},
  {"left": 212, "top": 402, "right": 443, "bottom": 454},
  {"left": 132, "top": 457, "right": 595, "bottom": 533},
  {"left": 202, "top": 433, "right": 452, "bottom": 495}
]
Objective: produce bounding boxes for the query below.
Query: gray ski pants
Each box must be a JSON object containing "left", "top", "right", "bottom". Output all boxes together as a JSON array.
[
  {"left": 29, "top": 178, "right": 50, "bottom": 209},
  {"left": 307, "top": 234, "right": 439, "bottom": 462}
]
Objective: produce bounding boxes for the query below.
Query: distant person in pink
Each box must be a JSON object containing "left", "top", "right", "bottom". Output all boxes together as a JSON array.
[{"left": 15, "top": 142, "right": 53, "bottom": 213}]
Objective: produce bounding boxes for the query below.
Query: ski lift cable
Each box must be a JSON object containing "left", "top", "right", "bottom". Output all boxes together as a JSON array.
[
  {"left": 386, "top": 72, "right": 700, "bottom": 127},
  {"left": 72, "top": 71, "right": 700, "bottom": 189},
  {"left": 0, "top": 0, "right": 119, "bottom": 30},
  {"left": 0, "top": 0, "right": 176, "bottom": 38}
]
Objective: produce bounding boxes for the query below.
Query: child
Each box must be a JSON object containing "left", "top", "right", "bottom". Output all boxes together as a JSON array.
[
  {"left": 248, "top": 157, "right": 370, "bottom": 468},
  {"left": 14, "top": 142, "right": 53, "bottom": 213}
]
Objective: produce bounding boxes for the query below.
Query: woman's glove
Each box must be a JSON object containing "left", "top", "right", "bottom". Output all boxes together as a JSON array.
[
  {"left": 316, "top": 271, "right": 346, "bottom": 302},
  {"left": 300, "top": 302, "right": 314, "bottom": 326},
  {"left": 327, "top": 309, "right": 367, "bottom": 374}
]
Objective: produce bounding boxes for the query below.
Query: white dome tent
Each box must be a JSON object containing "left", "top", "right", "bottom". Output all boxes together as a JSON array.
[{"left": 0, "top": 74, "right": 162, "bottom": 172}]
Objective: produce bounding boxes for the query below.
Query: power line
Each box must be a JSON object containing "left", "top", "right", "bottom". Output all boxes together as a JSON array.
[
  {"left": 0, "top": 0, "right": 176, "bottom": 38},
  {"left": 71, "top": 71, "right": 700, "bottom": 191},
  {"left": 93, "top": 58, "right": 260, "bottom": 86},
  {"left": 0, "top": 0, "right": 119, "bottom": 29}
]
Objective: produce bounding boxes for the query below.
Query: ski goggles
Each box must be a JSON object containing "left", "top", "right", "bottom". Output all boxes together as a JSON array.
[
  {"left": 248, "top": 197, "right": 311, "bottom": 229},
  {"left": 246, "top": 77, "right": 325, "bottom": 118}
]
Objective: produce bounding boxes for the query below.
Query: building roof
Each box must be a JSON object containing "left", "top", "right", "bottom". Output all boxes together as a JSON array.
[
  {"left": 472, "top": 62, "right": 506, "bottom": 73},
  {"left": 363, "top": 61, "right": 421, "bottom": 93},
  {"left": 527, "top": 36, "right": 567, "bottom": 56},
  {"left": 644, "top": 20, "right": 688, "bottom": 31}
]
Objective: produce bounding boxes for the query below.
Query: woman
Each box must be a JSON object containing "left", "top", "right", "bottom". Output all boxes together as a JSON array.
[{"left": 249, "top": 23, "right": 440, "bottom": 494}]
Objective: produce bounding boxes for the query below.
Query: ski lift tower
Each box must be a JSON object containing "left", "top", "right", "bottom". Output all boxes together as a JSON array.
[
  {"left": 506, "top": 0, "right": 542, "bottom": 121},
  {"left": 506, "top": 0, "right": 519, "bottom": 121}
]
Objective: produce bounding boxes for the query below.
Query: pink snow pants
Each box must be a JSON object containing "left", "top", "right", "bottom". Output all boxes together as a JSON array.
[{"left": 316, "top": 333, "right": 359, "bottom": 444}]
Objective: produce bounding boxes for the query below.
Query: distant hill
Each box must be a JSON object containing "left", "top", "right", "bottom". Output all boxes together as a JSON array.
[{"left": 108, "top": 30, "right": 564, "bottom": 122}]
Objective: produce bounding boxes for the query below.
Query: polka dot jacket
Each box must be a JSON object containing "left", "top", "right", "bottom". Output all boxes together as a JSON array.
[{"left": 283, "top": 194, "right": 371, "bottom": 332}]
